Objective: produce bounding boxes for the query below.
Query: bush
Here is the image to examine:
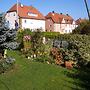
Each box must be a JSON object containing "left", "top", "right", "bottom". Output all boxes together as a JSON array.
[
  {"left": 72, "top": 20, "right": 90, "bottom": 35},
  {"left": 42, "top": 32, "right": 60, "bottom": 39},
  {"left": 34, "top": 55, "right": 54, "bottom": 64},
  {"left": 1, "top": 42, "right": 19, "bottom": 50},
  {"left": 47, "top": 34, "right": 90, "bottom": 67},
  {"left": 0, "top": 57, "right": 15, "bottom": 74},
  {"left": 16, "top": 29, "right": 32, "bottom": 50}
]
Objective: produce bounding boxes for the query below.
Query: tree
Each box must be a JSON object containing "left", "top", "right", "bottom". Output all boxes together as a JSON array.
[
  {"left": 72, "top": 20, "right": 90, "bottom": 34},
  {"left": 0, "top": 13, "right": 19, "bottom": 50}
]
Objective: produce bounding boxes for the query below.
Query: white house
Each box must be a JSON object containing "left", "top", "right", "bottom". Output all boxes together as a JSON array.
[
  {"left": 45, "top": 12, "right": 78, "bottom": 34},
  {"left": 5, "top": 3, "right": 45, "bottom": 31}
]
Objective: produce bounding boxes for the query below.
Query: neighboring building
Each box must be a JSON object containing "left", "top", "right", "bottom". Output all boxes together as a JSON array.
[
  {"left": 76, "top": 18, "right": 87, "bottom": 25},
  {"left": 45, "top": 11, "right": 78, "bottom": 34},
  {"left": 5, "top": 3, "right": 45, "bottom": 31}
]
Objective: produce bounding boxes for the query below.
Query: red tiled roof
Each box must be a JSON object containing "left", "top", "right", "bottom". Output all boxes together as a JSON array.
[
  {"left": 76, "top": 18, "right": 87, "bottom": 25},
  {"left": 45, "top": 12, "right": 73, "bottom": 24},
  {"left": 7, "top": 4, "right": 45, "bottom": 20}
]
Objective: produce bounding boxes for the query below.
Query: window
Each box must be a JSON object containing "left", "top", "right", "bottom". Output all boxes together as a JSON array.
[
  {"left": 28, "top": 12, "right": 38, "bottom": 17},
  {"left": 7, "top": 21, "right": 9, "bottom": 23},
  {"left": 49, "top": 25, "right": 52, "bottom": 27},
  {"left": 24, "top": 20, "right": 27, "bottom": 23},
  {"left": 13, "top": 13, "right": 15, "bottom": 16},
  {"left": 65, "top": 30, "right": 67, "bottom": 33}
]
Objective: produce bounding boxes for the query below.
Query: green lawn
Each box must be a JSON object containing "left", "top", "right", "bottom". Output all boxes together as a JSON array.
[{"left": 0, "top": 50, "right": 89, "bottom": 90}]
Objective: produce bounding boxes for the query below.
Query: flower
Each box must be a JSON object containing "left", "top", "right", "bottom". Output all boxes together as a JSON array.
[{"left": 24, "top": 35, "right": 31, "bottom": 40}]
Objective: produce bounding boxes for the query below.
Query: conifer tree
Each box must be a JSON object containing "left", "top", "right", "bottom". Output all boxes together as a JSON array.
[{"left": 0, "top": 13, "right": 19, "bottom": 50}]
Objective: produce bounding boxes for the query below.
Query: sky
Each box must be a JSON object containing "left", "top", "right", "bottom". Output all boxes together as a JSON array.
[{"left": 0, "top": 0, "right": 90, "bottom": 20}]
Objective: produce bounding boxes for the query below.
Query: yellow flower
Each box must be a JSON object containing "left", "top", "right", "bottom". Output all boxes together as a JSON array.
[{"left": 40, "top": 53, "right": 42, "bottom": 55}]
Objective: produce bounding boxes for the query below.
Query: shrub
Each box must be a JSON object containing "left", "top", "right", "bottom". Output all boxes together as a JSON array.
[
  {"left": 0, "top": 57, "right": 15, "bottom": 74},
  {"left": 16, "top": 29, "right": 32, "bottom": 50},
  {"left": 53, "top": 34, "right": 90, "bottom": 67},
  {"left": 72, "top": 20, "right": 90, "bottom": 35},
  {"left": 42, "top": 32, "right": 60, "bottom": 39},
  {"left": 34, "top": 54, "right": 54, "bottom": 64},
  {"left": 1, "top": 42, "right": 19, "bottom": 50}
]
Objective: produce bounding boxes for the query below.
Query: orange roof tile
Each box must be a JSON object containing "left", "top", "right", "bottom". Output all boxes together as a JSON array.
[
  {"left": 46, "top": 12, "right": 73, "bottom": 24},
  {"left": 7, "top": 4, "right": 45, "bottom": 20}
]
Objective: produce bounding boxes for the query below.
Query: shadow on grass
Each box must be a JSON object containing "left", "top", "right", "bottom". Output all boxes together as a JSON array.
[{"left": 65, "top": 67, "right": 90, "bottom": 90}]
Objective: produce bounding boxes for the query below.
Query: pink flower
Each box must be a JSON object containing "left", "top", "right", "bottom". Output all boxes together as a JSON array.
[{"left": 24, "top": 35, "right": 31, "bottom": 40}]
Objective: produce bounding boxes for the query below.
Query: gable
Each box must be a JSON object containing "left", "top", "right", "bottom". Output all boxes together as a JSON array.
[{"left": 7, "top": 3, "right": 45, "bottom": 20}]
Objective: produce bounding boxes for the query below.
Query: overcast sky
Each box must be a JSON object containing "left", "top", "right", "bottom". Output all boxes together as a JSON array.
[{"left": 0, "top": 0, "right": 90, "bottom": 20}]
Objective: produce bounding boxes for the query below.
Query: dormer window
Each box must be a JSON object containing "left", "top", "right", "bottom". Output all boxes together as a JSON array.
[
  {"left": 20, "top": 3, "right": 24, "bottom": 7},
  {"left": 13, "top": 13, "right": 15, "bottom": 16},
  {"left": 27, "top": 12, "right": 38, "bottom": 17}
]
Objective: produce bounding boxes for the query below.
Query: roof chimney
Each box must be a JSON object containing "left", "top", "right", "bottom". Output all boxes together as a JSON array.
[
  {"left": 66, "top": 14, "right": 69, "bottom": 16},
  {"left": 52, "top": 11, "right": 55, "bottom": 13}
]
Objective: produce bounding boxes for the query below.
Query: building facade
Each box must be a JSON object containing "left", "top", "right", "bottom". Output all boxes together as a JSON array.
[
  {"left": 45, "top": 12, "right": 78, "bottom": 34},
  {"left": 5, "top": 3, "right": 45, "bottom": 31}
]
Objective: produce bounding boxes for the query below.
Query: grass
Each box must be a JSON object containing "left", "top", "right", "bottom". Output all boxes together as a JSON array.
[{"left": 0, "top": 50, "right": 89, "bottom": 90}]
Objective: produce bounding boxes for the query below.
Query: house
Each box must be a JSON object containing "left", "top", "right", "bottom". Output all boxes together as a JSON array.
[
  {"left": 45, "top": 11, "right": 77, "bottom": 34},
  {"left": 76, "top": 18, "right": 87, "bottom": 25},
  {"left": 5, "top": 3, "right": 45, "bottom": 31}
]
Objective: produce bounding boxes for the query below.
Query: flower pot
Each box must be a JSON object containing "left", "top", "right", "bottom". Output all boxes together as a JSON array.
[{"left": 65, "top": 61, "right": 73, "bottom": 69}]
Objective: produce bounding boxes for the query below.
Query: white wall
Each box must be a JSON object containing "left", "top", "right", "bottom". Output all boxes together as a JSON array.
[
  {"left": 22, "top": 19, "right": 45, "bottom": 31},
  {"left": 54, "top": 23, "right": 77, "bottom": 34},
  {"left": 60, "top": 19, "right": 77, "bottom": 33},
  {"left": 54, "top": 24, "right": 60, "bottom": 32},
  {"left": 5, "top": 12, "right": 18, "bottom": 29},
  {"left": 5, "top": 12, "right": 45, "bottom": 31}
]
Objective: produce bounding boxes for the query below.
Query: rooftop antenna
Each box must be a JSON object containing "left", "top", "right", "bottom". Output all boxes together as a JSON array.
[{"left": 17, "top": 0, "right": 19, "bottom": 20}]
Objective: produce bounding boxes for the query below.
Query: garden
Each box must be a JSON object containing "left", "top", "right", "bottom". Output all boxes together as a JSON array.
[
  {"left": 0, "top": 50, "right": 90, "bottom": 90},
  {"left": 0, "top": 18, "right": 90, "bottom": 89},
  {"left": 16, "top": 29, "right": 90, "bottom": 69}
]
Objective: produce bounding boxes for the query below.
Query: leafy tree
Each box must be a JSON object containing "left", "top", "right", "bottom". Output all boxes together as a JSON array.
[{"left": 72, "top": 20, "right": 90, "bottom": 35}]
